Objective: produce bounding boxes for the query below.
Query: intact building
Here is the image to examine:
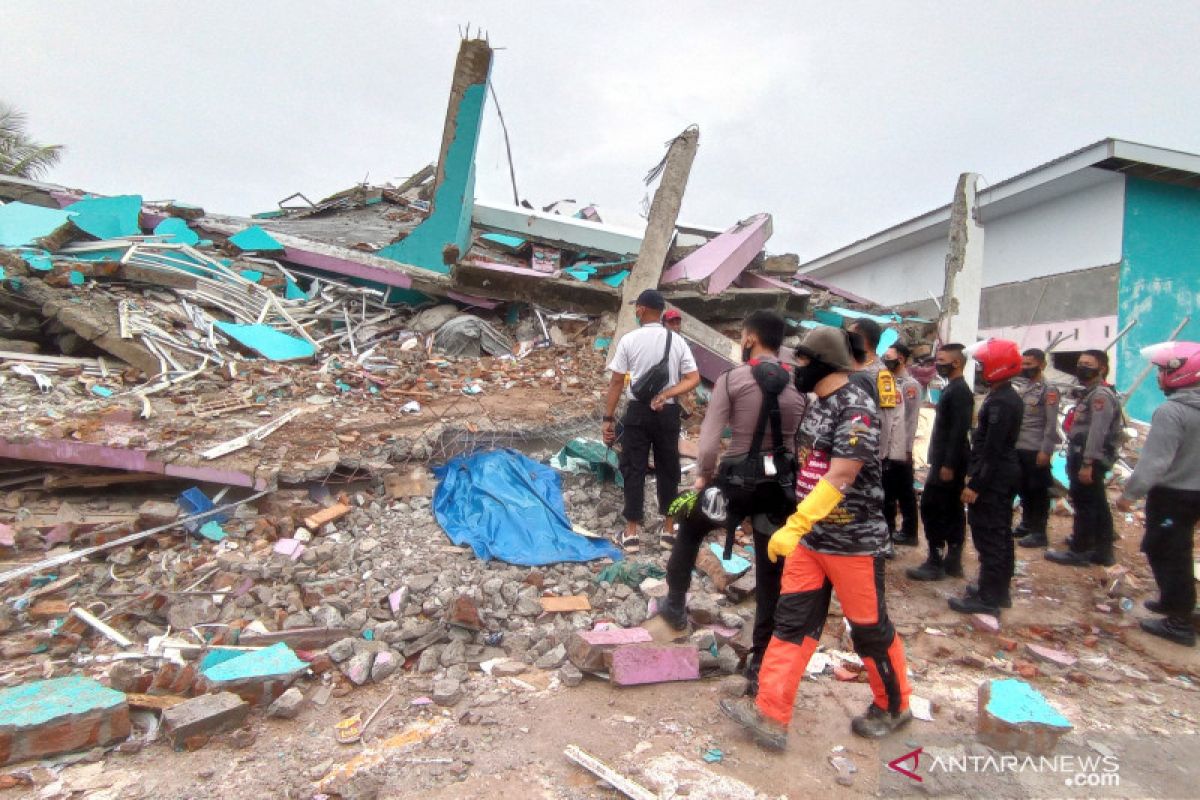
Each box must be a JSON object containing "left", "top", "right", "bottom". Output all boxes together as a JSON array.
[{"left": 796, "top": 139, "right": 1200, "bottom": 422}]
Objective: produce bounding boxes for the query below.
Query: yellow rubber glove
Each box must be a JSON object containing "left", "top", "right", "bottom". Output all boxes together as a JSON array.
[{"left": 767, "top": 478, "right": 845, "bottom": 562}]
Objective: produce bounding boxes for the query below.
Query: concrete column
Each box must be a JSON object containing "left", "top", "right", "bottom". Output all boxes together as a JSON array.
[
  {"left": 609, "top": 127, "right": 700, "bottom": 355},
  {"left": 378, "top": 38, "right": 493, "bottom": 274},
  {"left": 941, "top": 172, "right": 985, "bottom": 383}
]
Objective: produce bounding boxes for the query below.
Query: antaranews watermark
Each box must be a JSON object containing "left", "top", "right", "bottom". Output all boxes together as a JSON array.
[{"left": 879, "top": 735, "right": 1195, "bottom": 798}]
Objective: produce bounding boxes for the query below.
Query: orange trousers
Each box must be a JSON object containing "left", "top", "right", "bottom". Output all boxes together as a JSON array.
[{"left": 756, "top": 544, "right": 911, "bottom": 726}]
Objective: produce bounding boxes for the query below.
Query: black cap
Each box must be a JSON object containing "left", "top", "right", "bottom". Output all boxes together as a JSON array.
[{"left": 631, "top": 289, "right": 666, "bottom": 310}]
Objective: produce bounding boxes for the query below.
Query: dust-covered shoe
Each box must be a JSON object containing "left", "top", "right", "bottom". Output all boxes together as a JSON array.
[
  {"left": 851, "top": 703, "right": 912, "bottom": 739},
  {"left": 719, "top": 697, "right": 788, "bottom": 751}
]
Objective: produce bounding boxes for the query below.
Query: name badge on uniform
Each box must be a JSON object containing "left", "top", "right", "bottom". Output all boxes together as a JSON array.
[{"left": 763, "top": 454, "right": 777, "bottom": 477}]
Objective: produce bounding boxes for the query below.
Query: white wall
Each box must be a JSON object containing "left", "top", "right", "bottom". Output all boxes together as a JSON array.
[{"left": 807, "top": 168, "right": 1127, "bottom": 308}]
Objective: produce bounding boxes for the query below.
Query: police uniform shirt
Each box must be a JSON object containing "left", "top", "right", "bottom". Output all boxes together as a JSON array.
[
  {"left": 1013, "top": 377, "right": 1061, "bottom": 455},
  {"left": 1069, "top": 383, "right": 1121, "bottom": 464},
  {"left": 607, "top": 322, "right": 698, "bottom": 404},
  {"left": 898, "top": 374, "right": 922, "bottom": 454}
]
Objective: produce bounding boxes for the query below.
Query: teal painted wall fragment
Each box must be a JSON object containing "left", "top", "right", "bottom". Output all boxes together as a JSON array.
[
  {"left": 1118, "top": 177, "right": 1200, "bottom": 422},
  {"left": 601, "top": 269, "right": 630, "bottom": 287},
  {"left": 201, "top": 642, "right": 306, "bottom": 682},
  {"left": 377, "top": 81, "right": 489, "bottom": 274},
  {"left": 0, "top": 676, "right": 125, "bottom": 728},
  {"left": 985, "top": 678, "right": 1071, "bottom": 728},
  {"left": 65, "top": 195, "right": 142, "bottom": 240},
  {"left": 21, "top": 250, "right": 53, "bottom": 271},
  {"left": 214, "top": 321, "right": 315, "bottom": 361},
  {"left": 481, "top": 232, "right": 527, "bottom": 251},
  {"left": 229, "top": 225, "right": 284, "bottom": 253},
  {"left": 153, "top": 217, "right": 200, "bottom": 246},
  {"left": 0, "top": 202, "right": 73, "bottom": 247}
]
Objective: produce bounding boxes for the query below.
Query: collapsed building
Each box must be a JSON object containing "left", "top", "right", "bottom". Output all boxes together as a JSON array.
[{"left": 0, "top": 35, "right": 944, "bottom": 781}]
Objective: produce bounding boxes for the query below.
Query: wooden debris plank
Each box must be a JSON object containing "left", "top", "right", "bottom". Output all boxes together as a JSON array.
[
  {"left": 540, "top": 595, "right": 592, "bottom": 613},
  {"left": 563, "top": 745, "right": 657, "bottom": 800}
]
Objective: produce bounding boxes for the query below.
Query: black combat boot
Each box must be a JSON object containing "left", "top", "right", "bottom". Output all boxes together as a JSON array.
[
  {"left": 906, "top": 547, "right": 945, "bottom": 581},
  {"left": 1018, "top": 531, "right": 1048, "bottom": 548},
  {"left": 966, "top": 582, "right": 1012, "bottom": 608},
  {"left": 1140, "top": 617, "right": 1196, "bottom": 647},
  {"left": 943, "top": 543, "right": 964, "bottom": 578},
  {"left": 1045, "top": 549, "right": 1094, "bottom": 567}
]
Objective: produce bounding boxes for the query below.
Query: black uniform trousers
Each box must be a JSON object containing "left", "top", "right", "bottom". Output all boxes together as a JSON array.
[
  {"left": 1142, "top": 487, "right": 1200, "bottom": 618},
  {"left": 882, "top": 458, "right": 918, "bottom": 539},
  {"left": 1015, "top": 449, "right": 1052, "bottom": 536},
  {"left": 920, "top": 471, "right": 966, "bottom": 553},
  {"left": 618, "top": 401, "right": 681, "bottom": 523},
  {"left": 968, "top": 489, "right": 1017, "bottom": 605},
  {"left": 665, "top": 484, "right": 791, "bottom": 662},
  {"left": 1065, "top": 453, "right": 1114, "bottom": 558}
]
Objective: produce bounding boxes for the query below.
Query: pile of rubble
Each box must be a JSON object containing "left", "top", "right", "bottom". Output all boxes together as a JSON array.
[{"left": 0, "top": 35, "right": 938, "bottom": 793}]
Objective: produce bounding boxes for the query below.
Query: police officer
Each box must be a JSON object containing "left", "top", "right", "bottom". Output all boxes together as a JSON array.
[
  {"left": 883, "top": 342, "right": 921, "bottom": 546},
  {"left": 658, "top": 310, "right": 806, "bottom": 693},
  {"left": 908, "top": 344, "right": 974, "bottom": 582},
  {"left": 1014, "top": 349, "right": 1061, "bottom": 549},
  {"left": 949, "top": 339, "right": 1024, "bottom": 615},
  {"left": 1046, "top": 349, "right": 1122, "bottom": 568}
]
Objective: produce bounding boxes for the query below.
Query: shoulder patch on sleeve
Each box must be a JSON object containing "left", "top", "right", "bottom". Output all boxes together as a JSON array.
[
  {"left": 1093, "top": 396, "right": 1107, "bottom": 411},
  {"left": 1046, "top": 388, "right": 1059, "bottom": 404},
  {"left": 905, "top": 385, "right": 918, "bottom": 399}
]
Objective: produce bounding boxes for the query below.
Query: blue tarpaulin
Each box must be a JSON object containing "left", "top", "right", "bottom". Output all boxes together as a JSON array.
[{"left": 433, "top": 449, "right": 622, "bottom": 566}]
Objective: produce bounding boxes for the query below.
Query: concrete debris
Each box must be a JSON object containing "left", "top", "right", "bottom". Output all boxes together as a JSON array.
[
  {"left": 977, "top": 679, "right": 1073, "bottom": 756},
  {"left": 161, "top": 691, "right": 249, "bottom": 749}
]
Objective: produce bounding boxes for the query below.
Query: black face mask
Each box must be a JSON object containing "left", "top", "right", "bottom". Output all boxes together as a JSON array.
[
  {"left": 883, "top": 358, "right": 900, "bottom": 372},
  {"left": 935, "top": 363, "right": 954, "bottom": 378},
  {"left": 741, "top": 344, "right": 753, "bottom": 363},
  {"left": 794, "top": 360, "right": 836, "bottom": 393},
  {"left": 1076, "top": 365, "right": 1099, "bottom": 382},
  {"left": 1021, "top": 367, "right": 1039, "bottom": 380}
]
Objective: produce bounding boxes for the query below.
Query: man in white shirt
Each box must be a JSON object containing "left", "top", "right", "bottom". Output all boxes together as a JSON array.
[{"left": 603, "top": 290, "right": 700, "bottom": 551}]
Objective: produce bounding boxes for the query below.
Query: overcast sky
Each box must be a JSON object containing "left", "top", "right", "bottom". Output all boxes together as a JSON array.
[{"left": 5, "top": 1, "right": 1200, "bottom": 260}]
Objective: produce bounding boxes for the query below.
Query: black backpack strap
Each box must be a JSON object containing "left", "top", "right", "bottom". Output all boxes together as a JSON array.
[{"left": 722, "top": 361, "right": 788, "bottom": 560}]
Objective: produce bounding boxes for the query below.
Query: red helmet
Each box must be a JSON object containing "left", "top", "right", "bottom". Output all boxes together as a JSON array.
[
  {"left": 967, "top": 338, "right": 1022, "bottom": 383},
  {"left": 1141, "top": 341, "right": 1200, "bottom": 390}
]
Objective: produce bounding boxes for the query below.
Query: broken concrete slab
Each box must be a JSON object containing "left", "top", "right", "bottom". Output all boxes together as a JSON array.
[
  {"left": 228, "top": 225, "right": 284, "bottom": 253},
  {"left": 161, "top": 692, "right": 249, "bottom": 749},
  {"left": 606, "top": 643, "right": 700, "bottom": 686},
  {"left": 0, "top": 676, "right": 130, "bottom": 766},
  {"left": 0, "top": 436, "right": 269, "bottom": 491},
  {"left": 63, "top": 194, "right": 142, "bottom": 240},
  {"left": 567, "top": 627, "right": 654, "bottom": 672},
  {"left": 661, "top": 213, "right": 772, "bottom": 295},
  {"left": 198, "top": 642, "right": 307, "bottom": 706},
  {"left": 472, "top": 200, "right": 642, "bottom": 258},
  {"left": 13, "top": 278, "right": 160, "bottom": 375},
  {"left": 977, "top": 678, "right": 1072, "bottom": 756},
  {"left": 0, "top": 202, "right": 76, "bottom": 249}
]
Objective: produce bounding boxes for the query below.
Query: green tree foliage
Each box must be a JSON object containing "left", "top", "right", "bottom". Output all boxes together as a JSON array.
[{"left": 0, "top": 102, "right": 64, "bottom": 179}]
